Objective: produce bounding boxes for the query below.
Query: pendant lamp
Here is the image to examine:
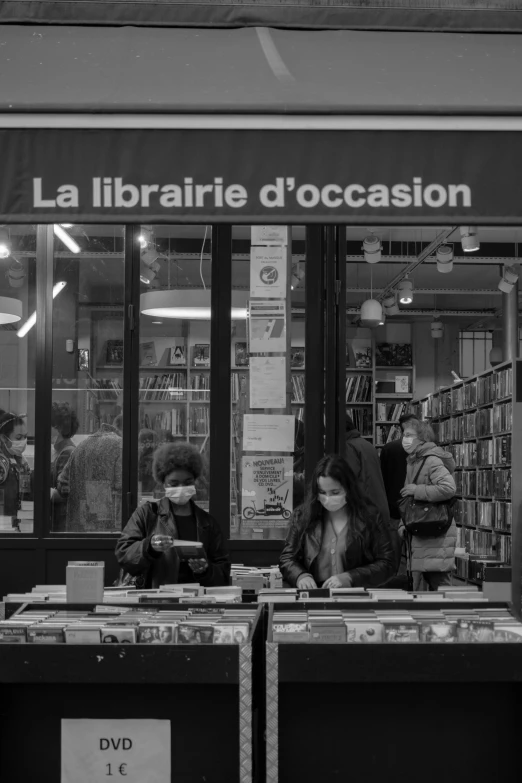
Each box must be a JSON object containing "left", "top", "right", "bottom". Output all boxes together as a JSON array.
[
  {"left": 360, "top": 298, "right": 383, "bottom": 328},
  {"left": 0, "top": 296, "right": 22, "bottom": 324},
  {"left": 140, "top": 289, "right": 248, "bottom": 319}
]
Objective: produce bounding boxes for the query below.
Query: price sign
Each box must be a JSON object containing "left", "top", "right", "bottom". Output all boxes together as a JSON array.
[{"left": 61, "top": 719, "right": 170, "bottom": 783}]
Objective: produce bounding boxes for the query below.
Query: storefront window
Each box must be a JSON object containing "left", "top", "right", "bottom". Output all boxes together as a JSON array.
[
  {"left": 0, "top": 226, "right": 37, "bottom": 534},
  {"left": 50, "top": 225, "right": 125, "bottom": 532},
  {"left": 230, "top": 226, "right": 304, "bottom": 541},
  {"left": 137, "top": 226, "right": 211, "bottom": 511}
]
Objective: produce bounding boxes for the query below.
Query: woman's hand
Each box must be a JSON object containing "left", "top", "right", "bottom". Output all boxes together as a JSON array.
[
  {"left": 296, "top": 574, "right": 317, "bottom": 590},
  {"left": 188, "top": 558, "right": 208, "bottom": 575},
  {"left": 150, "top": 534, "right": 174, "bottom": 553},
  {"left": 400, "top": 484, "right": 417, "bottom": 497},
  {"left": 322, "top": 575, "right": 348, "bottom": 589}
]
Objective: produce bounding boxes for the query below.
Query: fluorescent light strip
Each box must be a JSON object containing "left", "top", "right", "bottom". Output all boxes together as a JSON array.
[
  {"left": 17, "top": 281, "right": 67, "bottom": 338},
  {"left": 53, "top": 224, "right": 80, "bottom": 254}
]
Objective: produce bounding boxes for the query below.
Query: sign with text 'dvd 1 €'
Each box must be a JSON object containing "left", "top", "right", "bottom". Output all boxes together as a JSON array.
[{"left": 61, "top": 719, "right": 170, "bottom": 783}]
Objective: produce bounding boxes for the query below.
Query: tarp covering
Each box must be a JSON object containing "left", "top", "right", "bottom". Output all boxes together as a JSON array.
[{"left": 0, "top": 25, "right": 522, "bottom": 114}]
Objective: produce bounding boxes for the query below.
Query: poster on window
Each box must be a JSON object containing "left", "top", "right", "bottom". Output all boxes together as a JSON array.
[
  {"left": 248, "top": 299, "right": 286, "bottom": 353},
  {"left": 250, "top": 245, "right": 287, "bottom": 298},
  {"left": 241, "top": 456, "right": 293, "bottom": 527},
  {"left": 249, "top": 356, "right": 286, "bottom": 409}
]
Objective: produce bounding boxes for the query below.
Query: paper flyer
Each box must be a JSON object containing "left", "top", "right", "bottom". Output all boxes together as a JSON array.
[
  {"left": 249, "top": 299, "right": 286, "bottom": 353},
  {"left": 250, "top": 245, "right": 287, "bottom": 298},
  {"left": 249, "top": 356, "right": 286, "bottom": 409},
  {"left": 241, "top": 456, "right": 293, "bottom": 527},
  {"left": 243, "top": 413, "right": 295, "bottom": 453},
  {"left": 251, "top": 226, "right": 288, "bottom": 246}
]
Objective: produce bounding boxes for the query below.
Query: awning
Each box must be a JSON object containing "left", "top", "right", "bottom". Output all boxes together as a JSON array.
[{"left": 0, "top": 25, "right": 521, "bottom": 115}]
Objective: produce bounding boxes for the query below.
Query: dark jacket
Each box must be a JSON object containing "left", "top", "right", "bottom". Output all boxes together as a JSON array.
[
  {"left": 279, "top": 506, "right": 396, "bottom": 588},
  {"left": 115, "top": 497, "right": 231, "bottom": 588},
  {"left": 345, "top": 429, "right": 390, "bottom": 524},
  {"left": 379, "top": 438, "right": 408, "bottom": 519}
]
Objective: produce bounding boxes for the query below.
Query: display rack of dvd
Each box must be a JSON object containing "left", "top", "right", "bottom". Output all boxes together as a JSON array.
[{"left": 412, "top": 362, "right": 513, "bottom": 585}]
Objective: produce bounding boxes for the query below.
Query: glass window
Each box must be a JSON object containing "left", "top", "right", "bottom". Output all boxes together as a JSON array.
[
  {"left": 231, "top": 226, "right": 304, "bottom": 541},
  {"left": 137, "top": 226, "right": 211, "bottom": 511},
  {"left": 459, "top": 330, "right": 493, "bottom": 377},
  {"left": 50, "top": 225, "right": 125, "bottom": 532},
  {"left": 0, "top": 226, "right": 37, "bottom": 533}
]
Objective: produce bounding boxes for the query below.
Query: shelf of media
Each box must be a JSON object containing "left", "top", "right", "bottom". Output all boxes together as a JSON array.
[
  {"left": 374, "top": 393, "right": 413, "bottom": 400},
  {"left": 375, "top": 365, "right": 414, "bottom": 371}
]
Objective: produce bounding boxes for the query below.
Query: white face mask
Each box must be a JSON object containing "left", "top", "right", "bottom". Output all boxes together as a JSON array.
[
  {"left": 8, "top": 437, "right": 27, "bottom": 455},
  {"left": 318, "top": 493, "right": 347, "bottom": 513},
  {"left": 402, "top": 436, "right": 419, "bottom": 454},
  {"left": 165, "top": 485, "right": 196, "bottom": 505}
]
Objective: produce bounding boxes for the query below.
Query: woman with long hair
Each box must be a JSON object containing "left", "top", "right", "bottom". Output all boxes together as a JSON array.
[
  {"left": 0, "top": 410, "right": 30, "bottom": 532},
  {"left": 280, "top": 454, "right": 396, "bottom": 589}
]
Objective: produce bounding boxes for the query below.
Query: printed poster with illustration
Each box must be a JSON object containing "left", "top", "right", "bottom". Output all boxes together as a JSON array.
[
  {"left": 250, "top": 245, "right": 287, "bottom": 298},
  {"left": 241, "top": 456, "right": 293, "bottom": 527}
]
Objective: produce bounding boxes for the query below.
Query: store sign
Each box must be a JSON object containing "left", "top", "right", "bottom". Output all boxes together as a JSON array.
[
  {"left": 61, "top": 719, "right": 170, "bottom": 783},
  {"left": 3, "top": 129, "right": 522, "bottom": 222}
]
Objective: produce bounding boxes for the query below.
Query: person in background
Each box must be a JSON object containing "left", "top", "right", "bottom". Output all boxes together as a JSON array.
[
  {"left": 116, "top": 441, "right": 230, "bottom": 587},
  {"left": 400, "top": 419, "right": 457, "bottom": 591},
  {"left": 57, "top": 415, "right": 122, "bottom": 532},
  {"left": 379, "top": 413, "right": 419, "bottom": 572},
  {"left": 0, "top": 411, "right": 30, "bottom": 532},
  {"left": 50, "top": 402, "right": 79, "bottom": 531},
  {"left": 293, "top": 417, "right": 305, "bottom": 508},
  {"left": 280, "top": 454, "right": 395, "bottom": 589},
  {"left": 138, "top": 428, "right": 159, "bottom": 496},
  {"left": 344, "top": 414, "right": 390, "bottom": 525}
]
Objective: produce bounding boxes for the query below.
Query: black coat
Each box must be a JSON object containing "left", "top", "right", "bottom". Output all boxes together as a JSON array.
[
  {"left": 379, "top": 438, "right": 408, "bottom": 519},
  {"left": 115, "top": 497, "right": 231, "bottom": 588},
  {"left": 279, "top": 506, "right": 396, "bottom": 588},
  {"left": 344, "top": 430, "right": 390, "bottom": 524}
]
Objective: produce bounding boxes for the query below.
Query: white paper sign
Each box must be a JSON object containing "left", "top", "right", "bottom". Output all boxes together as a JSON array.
[
  {"left": 61, "top": 719, "right": 170, "bottom": 783},
  {"left": 250, "top": 246, "right": 287, "bottom": 298},
  {"left": 241, "top": 456, "right": 293, "bottom": 527},
  {"left": 251, "top": 225, "right": 288, "bottom": 246},
  {"left": 243, "top": 414, "right": 294, "bottom": 453},
  {"left": 249, "top": 299, "right": 286, "bottom": 354},
  {"left": 250, "top": 356, "right": 286, "bottom": 409}
]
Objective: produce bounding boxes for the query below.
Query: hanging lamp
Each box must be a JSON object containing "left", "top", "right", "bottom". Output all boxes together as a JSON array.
[
  {"left": 140, "top": 289, "right": 248, "bottom": 319},
  {"left": 0, "top": 296, "right": 22, "bottom": 324}
]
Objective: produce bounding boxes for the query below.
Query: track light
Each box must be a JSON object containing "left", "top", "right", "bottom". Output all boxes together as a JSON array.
[
  {"left": 431, "top": 319, "right": 444, "bottom": 339},
  {"left": 360, "top": 299, "right": 383, "bottom": 328},
  {"left": 398, "top": 278, "right": 413, "bottom": 304},
  {"left": 138, "top": 226, "right": 153, "bottom": 249},
  {"left": 290, "top": 264, "right": 305, "bottom": 290},
  {"left": 383, "top": 294, "right": 400, "bottom": 316},
  {"left": 498, "top": 264, "right": 519, "bottom": 294},
  {"left": 17, "top": 282, "right": 66, "bottom": 338},
  {"left": 54, "top": 224, "right": 80, "bottom": 254},
  {"left": 0, "top": 228, "right": 11, "bottom": 259},
  {"left": 6, "top": 260, "right": 25, "bottom": 288},
  {"left": 362, "top": 234, "right": 382, "bottom": 264},
  {"left": 436, "top": 244, "right": 454, "bottom": 273},
  {"left": 460, "top": 226, "right": 479, "bottom": 253}
]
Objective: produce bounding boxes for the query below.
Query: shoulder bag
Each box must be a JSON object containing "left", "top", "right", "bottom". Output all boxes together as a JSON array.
[{"left": 398, "top": 457, "right": 456, "bottom": 538}]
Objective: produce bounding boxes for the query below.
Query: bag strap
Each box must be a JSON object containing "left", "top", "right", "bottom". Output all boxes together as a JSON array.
[{"left": 412, "top": 456, "right": 429, "bottom": 485}]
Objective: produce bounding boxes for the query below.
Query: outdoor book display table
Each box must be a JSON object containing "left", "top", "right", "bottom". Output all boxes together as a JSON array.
[
  {"left": 0, "top": 601, "right": 264, "bottom": 783},
  {"left": 266, "top": 601, "right": 522, "bottom": 783}
]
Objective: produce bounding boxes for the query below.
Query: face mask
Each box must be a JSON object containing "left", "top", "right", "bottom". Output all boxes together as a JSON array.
[
  {"left": 402, "top": 436, "right": 419, "bottom": 454},
  {"left": 8, "top": 438, "right": 27, "bottom": 455},
  {"left": 318, "top": 493, "right": 347, "bottom": 513},
  {"left": 165, "top": 485, "right": 196, "bottom": 505}
]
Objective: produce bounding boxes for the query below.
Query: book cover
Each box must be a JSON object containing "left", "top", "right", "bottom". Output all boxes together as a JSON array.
[
  {"left": 172, "top": 539, "right": 207, "bottom": 563},
  {"left": 234, "top": 342, "right": 249, "bottom": 367},
  {"left": 105, "top": 339, "right": 124, "bottom": 366},
  {"left": 193, "top": 344, "right": 210, "bottom": 366},
  {"left": 419, "top": 621, "right": 457, "bottom": 643},
  {"left": 140, "top": 341, "right": 157, "bottom": 367},
  {"left": 0, "top": 625, "right": 27, "bottom": 643},
  {"left": 101, "top": 627, "right": 137, "bottom": 644},
  {"left": 177, "top": 624, "right": 215, "bottom": 644},
  {"left": 138, "top": 624, "right": 176, "bottom": 644},
  {"left": 169, "top": 343, "right": 186, "bottom": 366},
  {"left": 290, "top": 346, "right": 305, "bottom": 369},
  {"left": 345, "top": 622, "right": 383, "bottom": 643},
  {"left": 347, "top": 335, "right": 372, "bottom": 368},
  {"left": 383, "top": 624, "right": 420, "bottom": 643}
]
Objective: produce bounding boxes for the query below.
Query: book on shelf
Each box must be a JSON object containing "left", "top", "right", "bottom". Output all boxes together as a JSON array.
[
  {"left": 234, "top": 342, "right": 249, "bottom": 367},
  {"left": 105, "top": 339, "right": 124, "bottom": 366},
  {"left": 394, "top": 376, "right": 409, "bottom": 394},
  {"left": 376, "top": 401, "right": 409, "bottom": 422},
  {"left": 169, "top": 342, "right": 187, "bottom": 366},
  {"left": 376, "top": 424, "right": 401, "bottom": 446},
  {"left": 346, "top": 374, "right": 372, "bottom": 403},
  {"left": 347, "top": 335, "right": 372, "bottom": 369},
  {"left": 190, "top": 373, "right": 210, "bottom": 401},
  {"left": 290, "top": 346, "right": 305, "bottom": 369},
  {"left": 291, "top": 373, "right": 305, "bottom": 403},
  {"left": 193, "top": 344, "right": 210, "bottom": 366},
  {"left": 349, "top": 407, "right": 373, "bottom": 437},
  {"left": 139, "top": 341, "right": 157, "bottom": 367},
  {"left": 189, "top": 406, "right": 209, "bottom": 435},
  {"left": 139, "top": 373, "right": 186, "bottom": 402},
  {"left": 375, "top": 342, "right": 412, "bottom": 367}
]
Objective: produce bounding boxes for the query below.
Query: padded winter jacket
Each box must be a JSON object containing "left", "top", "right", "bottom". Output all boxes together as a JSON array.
[
  {"left": 279, "top": 505, "right": 396, "bottom": 588},
  {"left": 404, "top": 442, "right": 457, "bottom": 573}
]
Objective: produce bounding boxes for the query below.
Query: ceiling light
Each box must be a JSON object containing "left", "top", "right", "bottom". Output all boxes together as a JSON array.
[
  {"left": 0, "top": 228, "right": 11, "bottom": 259},
  {"left": 398, "top": 278, "right": 413, "bottom": 304},
  {"left": 362, "top": 234, "right": 382, "bottom": 264},
  {"left": 498, "top": 264, "right": 519, "bottom": 294},
  {"left": 54, "top": 224, "right": 80, "bottom": 254},
  {"left": 6, "top": 260, "right": 25, "bottom": 288},
  {"left": 290, "top": 264, "right": 305, "bottom": 291},
  {"left": 60, "top": 223, "right": 73, "bottom": 229},
  {"left": 151, "top": 321, "right": 163, "bottom": 325},
  {"left": 0, "top": 296, "right": 22, "bottom": 325},
  {"left": 460, "top": 226, "right": 480, "bottom": 253},
  {"left": 436, "top": 244, "right": 454, "bottom": 273},
  {"left": 138, "top": 226, "right": 153, "bottom": 249},
  {"left": 431, "top": 319, "right": 444, "bottom": 339},
  {"left": 383, "top": 294, "right": 400, "bottom": 316},
  {"left": 17, "top": 281, "right": 66, "bottom": 338},
  {"left": 360, "top": 298, "right": 383, "bottom": 328},
  {"left": 140, "top": 289, "right": 248, "bottom": 320},
  {"left": 489, "top": 346, "right": 503, "bottom": 366}
]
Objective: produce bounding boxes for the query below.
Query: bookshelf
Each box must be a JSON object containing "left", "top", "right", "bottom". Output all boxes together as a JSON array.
[{"left": 411, "top": 361, "right": 513, "bottom": 586}]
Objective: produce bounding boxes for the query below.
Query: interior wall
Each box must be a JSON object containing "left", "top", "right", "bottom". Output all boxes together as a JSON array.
[{"left": 413, "top": 321, "right": 459, "bottom": 400}]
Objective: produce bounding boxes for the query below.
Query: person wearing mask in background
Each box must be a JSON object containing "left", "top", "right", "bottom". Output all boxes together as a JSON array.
[
  {"left": 379, "top": 413, "right": 419, "bottom": 573},
  {"left": 400, "top": 419, "right": 457, "bottom": 591},
  {"left": 344, "top": 414, "right": 390, "bottom": 526},
  {"left": 0, "top": 411, "right": 30, "bottom": 532},
  {"left": 50, "top": 402, "right": 79, "bottom": 531},
  {"left": 116, "top": 442, "right": 230, "bottom": 587},
  {"left": 280, "top": 454, "right": 395, "bottom": 589},
  {"left": 58, "top": 415, "right": 123, "bottom": 532}
]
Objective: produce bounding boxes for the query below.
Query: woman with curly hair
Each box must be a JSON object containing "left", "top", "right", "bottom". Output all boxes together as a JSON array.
[
  {"left": 280, "top": 453, "right": 396, "bottom": 589},
  {"left": 115, "top": 442, "right": 230, "bottom": 587},
  {"left": 0, "top": 410, "right": 30, "bottom": 531},
  {"left": 50, "top": 401, "right": 79, "bottom": 531}
]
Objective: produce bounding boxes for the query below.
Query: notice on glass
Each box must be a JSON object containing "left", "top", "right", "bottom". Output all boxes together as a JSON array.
[
  {"left": 241, "top": 456, "right": 293, "bottom": 527},
  {"left": 249, "top": 299, "right": 286, "bottom": 354},
  {"left": 251, "top": 225, "right": 288, "bottom": 246},
  {"left": 61, "top": 719, "right": 170, "bottom": 783},
  {"left": 243, "top": 414, "right": 295, "bottom": 453},
  {"left": 250, "top": 245, "right": 287, "bottom": 298},
  {"left": 250, "top": 356, "right": 286, "bottom": 409}
]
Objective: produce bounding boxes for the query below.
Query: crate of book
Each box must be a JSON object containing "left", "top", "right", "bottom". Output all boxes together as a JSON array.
[{"left": 0, "top": 593, "right": 263, "bottom": 783}]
